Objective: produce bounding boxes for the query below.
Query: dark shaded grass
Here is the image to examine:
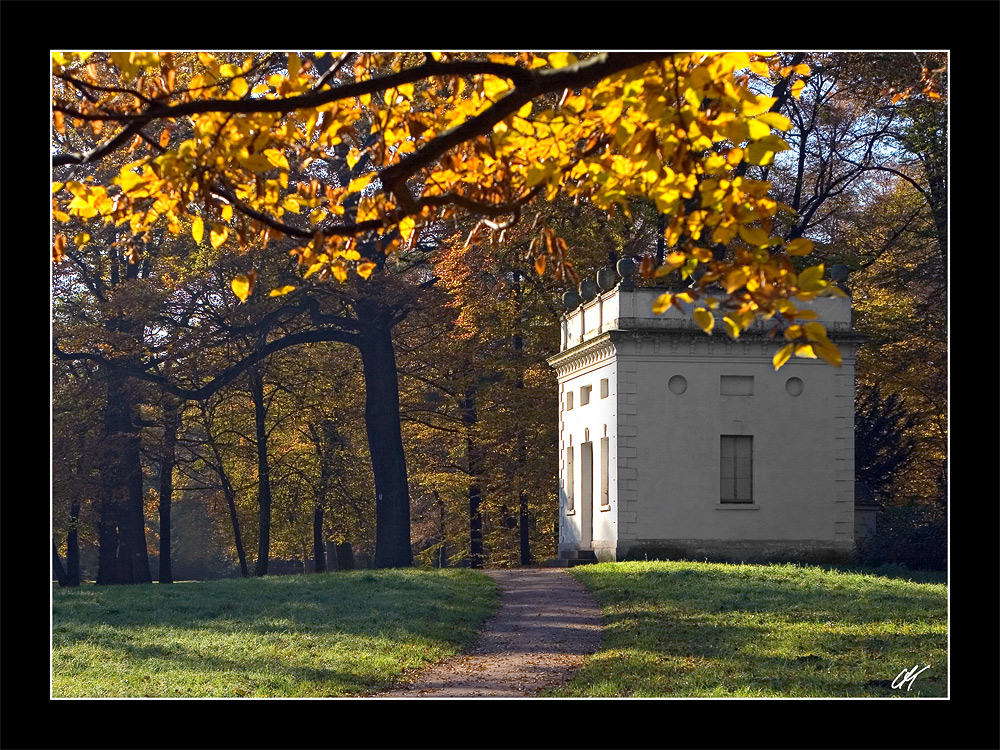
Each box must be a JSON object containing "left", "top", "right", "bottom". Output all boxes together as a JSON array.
[{"left": 52, "top": 568, "right": 498, "bottom": 697}]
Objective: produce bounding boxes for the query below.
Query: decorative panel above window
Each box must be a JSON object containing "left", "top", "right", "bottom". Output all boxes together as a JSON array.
[{"left": 720, "top": 375, "right": 754, "bottom": 396}]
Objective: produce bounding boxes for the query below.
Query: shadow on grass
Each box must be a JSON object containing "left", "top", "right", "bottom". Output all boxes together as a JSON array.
[
  {"left": 52, "top": 569, "right": 500, "bottom": 697},
  {"left": 54, "top": 569, "right": 492, "bottom": 631},
  {"left": 562, "top": 562, "right": 947, "bottom": 698},
  {"left": 817, "top": 563, "right": 947, "bottom": 585},
  {"left": 584, "top": 564, "right": 946, "bottom": 624}
]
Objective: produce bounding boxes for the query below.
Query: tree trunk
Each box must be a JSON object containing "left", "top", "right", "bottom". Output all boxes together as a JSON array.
[
  {"left": 96, "top": 491, "right": 120, "bottom": 585},
  {"left": 462, "top": 386, "right": 484, "bottom": 569},
  {"left": 53, "top": 542, "right": 68, "bottom": 586},
  {"left": 222, "top": 470, "right": 250, "bottom": 577},
  {"left": 96, "top": 371, "right": 151, "bottom": 585},
  {"left": 926, "top": 172, "right": 947, "bottom": 268},
  {"left": 158, "top": 398, "right": 180, "bottom": 583},
  {"left": 468, "top": 483, "right": 483, "bottom": 568},
  {"left": 311, "top": 420, "right": 338, "bottom": 574},
  {"left": 66, "top": 500, "right": 81, "bottom": 586},
  {"left": 357, "top": 316, "right": 412, "bottom": 568},
  {"left": 250, "top": 365, "right": 273, "bottom": 577},
  {"left": 435, "top": 491, "right": 448, "bottom": 568},
  {"left": 313, "top": 506, "right": 326, "bottom": 573},
  {"left": 519, "top": 491, "right": 531, "bottom": 566},
  {"left": 124, "top": 428, "right": 152, "bottom": 583}
]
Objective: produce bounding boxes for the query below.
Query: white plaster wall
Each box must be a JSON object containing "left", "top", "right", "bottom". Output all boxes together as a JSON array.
[
  {"left": 558, "top": 357, "right": 617, "bottom": 551},
  {"left": 622, "top": 335, "right": 853, "bottom": 543}
]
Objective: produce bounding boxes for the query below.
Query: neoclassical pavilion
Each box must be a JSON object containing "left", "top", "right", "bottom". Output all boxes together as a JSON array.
[{"left": 548, "top": 274, "right": 864, "bottom": 564}]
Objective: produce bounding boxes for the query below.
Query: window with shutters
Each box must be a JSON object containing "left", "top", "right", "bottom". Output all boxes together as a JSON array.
[{"left": 720, "top": 435, "right": 753, "bottom": 503}]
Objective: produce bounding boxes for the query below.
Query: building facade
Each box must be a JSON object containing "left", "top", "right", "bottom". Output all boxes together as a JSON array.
[{"left": 548, "top": 283, "right": 863, "bottom": 564}]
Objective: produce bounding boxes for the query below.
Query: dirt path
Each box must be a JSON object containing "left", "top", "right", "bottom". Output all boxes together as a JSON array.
[{"left": 369, "top": 567, "right": 603, "bottom": 698}]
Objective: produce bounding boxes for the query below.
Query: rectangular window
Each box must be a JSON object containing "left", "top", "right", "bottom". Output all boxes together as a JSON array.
[
  {"left": 566, "top": 390, "right": 574, "bottom": 410},
  {"left": 600, "top": 437, "right": 610, "bottom": 508},
  {"left": 581, "top": 441, "right": 593, "bottom": 512},
  {"left": 565, "top": 446, "right": 575, "bottom": 512},
  {"left": 720, "top": 435, "right": 753, "bottom": 503},
  {"left": 600, "top": 378, "right": 609, "bottom": 398},
  {"left": 580, "top": 384, "right": 592, "bottom": 405}
]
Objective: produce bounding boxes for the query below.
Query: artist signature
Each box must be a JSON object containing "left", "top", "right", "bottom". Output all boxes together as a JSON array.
[{"left": 892, "top": 664, "right": 931, "bottom": 691}]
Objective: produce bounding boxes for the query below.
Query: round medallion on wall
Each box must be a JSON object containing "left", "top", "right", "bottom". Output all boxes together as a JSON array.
[
  {"left": 668, "top": 375, "right": 688, "bottom": 394},
  {"left": 785, "top": 377, "right": 804, "bottom": 396}
]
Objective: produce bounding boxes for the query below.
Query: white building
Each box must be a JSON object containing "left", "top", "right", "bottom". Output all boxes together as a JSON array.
[{"left": 548, "top": 281, "right": 863, "bottom": 564}]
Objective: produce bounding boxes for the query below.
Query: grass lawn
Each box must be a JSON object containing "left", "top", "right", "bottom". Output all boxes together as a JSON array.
[
  {"left": 51, "top": 568, "right": 498, "bottom": 697},
  {"left": 547, "top": 560, "right": 947, "bottom": 698}
]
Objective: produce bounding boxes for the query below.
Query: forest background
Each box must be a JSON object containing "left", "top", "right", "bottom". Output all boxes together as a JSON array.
[{"left": 50, "top": 50, "right": 948, "bottom": 586}]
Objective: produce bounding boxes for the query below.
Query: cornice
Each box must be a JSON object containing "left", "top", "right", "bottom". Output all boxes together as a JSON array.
[
  {"left": 546, "top": 332, "right": 616, "bottom": 378},
  {"left": 548, "top": 327, "right": 863, "bottom": 379}
]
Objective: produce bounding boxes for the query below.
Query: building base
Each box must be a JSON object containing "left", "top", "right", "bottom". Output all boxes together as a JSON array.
[{"left": 615, "top": 539, "right": 856, "bottom": 565}]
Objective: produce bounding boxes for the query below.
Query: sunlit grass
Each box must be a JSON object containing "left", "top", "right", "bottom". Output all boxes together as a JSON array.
[
  {"left": 546, "top": 560, "right": 947, "bottom": 698},
  {"left": 52, "top": 569, "right": 498, "bottom": 698}
]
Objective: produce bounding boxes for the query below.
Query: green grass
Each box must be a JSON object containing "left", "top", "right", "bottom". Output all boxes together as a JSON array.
[
  {"left": 545, "top": 560, "right": 947, "bottom": 698},
  {"left": 51, "top": 569, "right": 498, "bottom": 697}
]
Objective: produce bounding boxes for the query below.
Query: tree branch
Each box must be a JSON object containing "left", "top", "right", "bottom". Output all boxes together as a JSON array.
[
  {"left": 378, "top": 53, "right": 666, "bottom": 202},
  {"left": 54, "top": 326, "right": 360, "bottom": 402},
  {"left": 52, "top": 121, "right": 146, "bottom": 168},
  {"left": 51, "top": 57, "right": 542, "bottom": 125},
  {"left": 53, "top": 53, "right": 667, "bottom": 186}
]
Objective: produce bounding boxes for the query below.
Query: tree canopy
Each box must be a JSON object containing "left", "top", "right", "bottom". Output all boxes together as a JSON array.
[{"left": 52, "top": 50, "right": 866, "bottom": 368}]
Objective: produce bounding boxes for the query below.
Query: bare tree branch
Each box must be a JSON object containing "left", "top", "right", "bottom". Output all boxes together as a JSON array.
[{"left": 54, "top": 326, "right": 360, "bottom": 402}]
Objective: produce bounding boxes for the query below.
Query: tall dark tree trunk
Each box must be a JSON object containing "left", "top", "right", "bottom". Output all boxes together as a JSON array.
[
  {"left": 158, "top": 398, "right": 180, "bottom": 583},
  {"left": 519, "top": 491, "right": 531, "bottom": 566},
  {"left": 250, "top": 365, "right": 273, "bottom": 577},
  {"left": 435, "top": 491, "right": 448, "bottom": 568},
  {"left": 311, "top": 421, "right": 338, "bottom": 574},
  {"left": 468, "top": 484, "right": 483, "bottom": 569},
  {"left": 462, "top": 386, "right": 483, "bottom": 569},
  {"left": 908, "top": 98, "right": 948, "bottom": 270},
  {"left": 53, "top": 542, "right": 68, "bottom": 586},
  {"left": 96, "top": 371, "right": 151, "bottom": 584},
  {"left": 313, "top": 507, "right": 326, "bottom": 573},
  {"left": 358, "top": 314, "right": 412, "bottom": 568},
  {"left": 66, "top": 500, "right": 81, "bottom": 586},
  {"left": 926, "top": 172, "right": 947, "bottom": 267},
  {"left": 96, "top": 252, "right": 151, "bottom": 585},
  {"left": 118, "top": 430, "right": 151, "bottom": 584},
  {"left": 221, "top": 470, "right": 249, "bottom": 577},
  {"left": 96, "top": 491, "right": 120, "bottom": 585}
]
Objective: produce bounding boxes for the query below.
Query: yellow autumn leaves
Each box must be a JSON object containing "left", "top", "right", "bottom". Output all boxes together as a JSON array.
[
  {"left": 773, "top": 321, "right": 842, "bottom": 369},
  {"left": 231, "top": 268, "right": 257, "bottom": 302},
  {"left": 52, "top": 51, "right": 833, "bottom": 363},
  {"left": 651, "top": 254, "right": 846, "bottom": 369}
]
